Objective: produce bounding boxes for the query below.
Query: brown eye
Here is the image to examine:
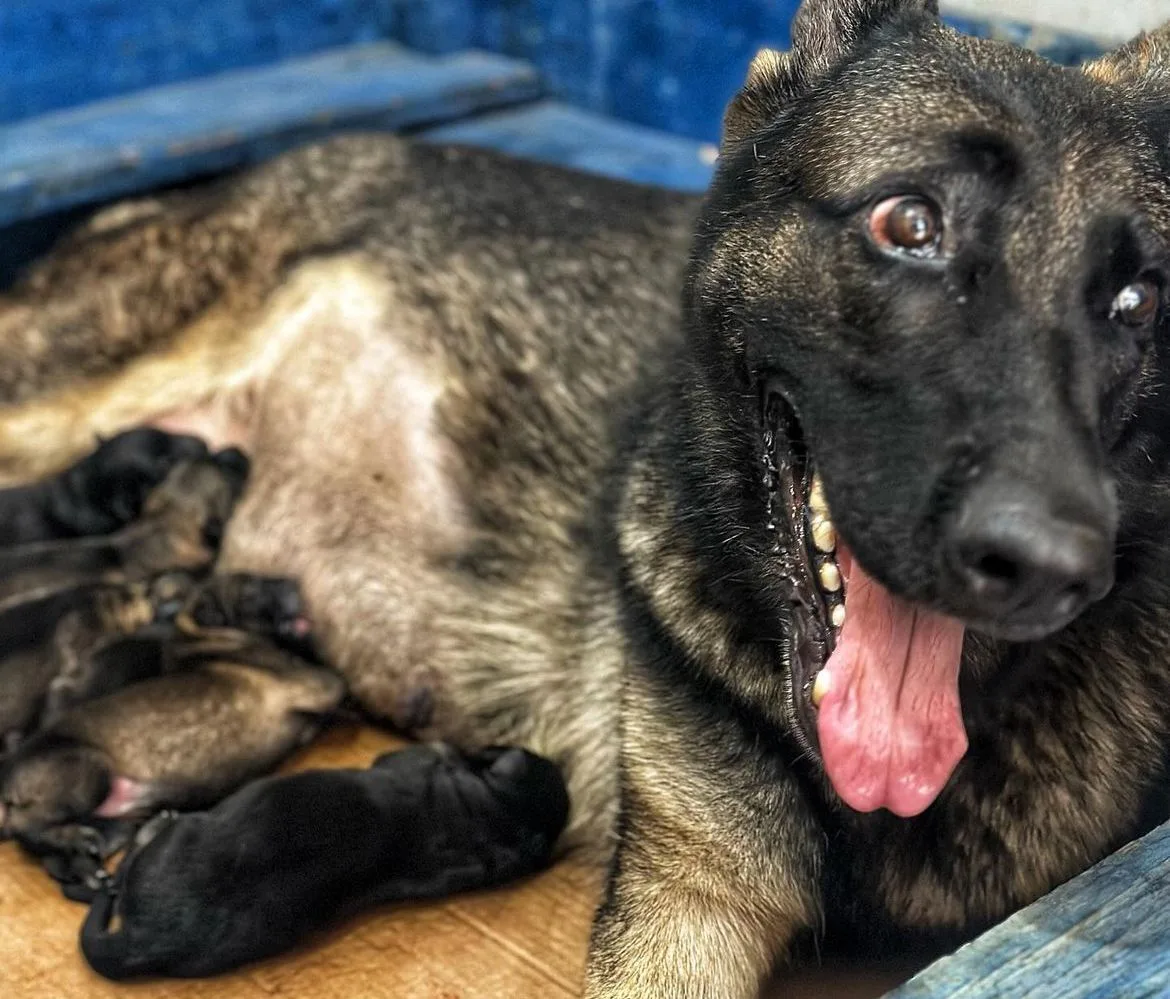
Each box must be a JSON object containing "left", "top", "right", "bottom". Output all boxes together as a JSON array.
[
  {"left": 1111, "top": 279, "right": 1161, "bottom": 329},
  {"left": 869, "top": 196, "right": 944, "bottom": 256}
]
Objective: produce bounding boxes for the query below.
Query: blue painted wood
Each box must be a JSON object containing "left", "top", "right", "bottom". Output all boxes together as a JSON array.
[
  {"left": 0, "top": 1, "right": 405, "bottom": 125},
  {"left": 0, "top": 2, "right": 1116, "bottom": 149},
  {"left": 467, "top": 0, "right": 801, "bottom": 145},
  {"left": 887, "top": 821, "right": 1170, "bottom": 998},
  {"left": 423, "top": 99, "right": 717, "bottom": 191},
  {"left": 452, "top": 3, "right": 1110, "bottom": 145},
  {"left": 0, "top": 42, "right": 541, "bottom": 227}
]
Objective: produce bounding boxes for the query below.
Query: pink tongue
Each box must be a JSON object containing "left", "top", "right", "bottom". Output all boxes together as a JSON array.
[{"left": 816, "top": 546, "right": 968, "bottom": 818}]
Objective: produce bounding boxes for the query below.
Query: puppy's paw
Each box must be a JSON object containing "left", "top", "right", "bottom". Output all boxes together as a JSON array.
[
  {"left": 475, "top": 747, "right": 571, "bottom": 845},
  {"left": 60, "top": 429, "right": 210, "bottom": 535}
]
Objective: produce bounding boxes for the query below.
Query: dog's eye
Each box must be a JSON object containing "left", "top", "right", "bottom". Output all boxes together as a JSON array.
[
  {"left": 1111, "top": 279, "right": 1161, "bottom": 330},
  {"left": 869, "top": 196, "right": 944, "bottom": 257}
]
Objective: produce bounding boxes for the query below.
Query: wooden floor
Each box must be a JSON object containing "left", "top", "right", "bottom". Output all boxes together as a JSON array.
[{"left": 0, "top": 725, "right": 916, "bottom": 999}]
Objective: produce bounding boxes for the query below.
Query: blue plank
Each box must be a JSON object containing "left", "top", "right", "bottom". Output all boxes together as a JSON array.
[
  {"left": 428, "top": 3, "right": 1110, "bottom": 145},
  {"left": 465, "top": 0, "right": 800, "bottom": 145},
  {"left": 888, "top": 821, "right": 1170, "bottom": 998},
  {"left": 0, "top": 0, "right": 399, "bottom": 125},
  {"left": 0, "top": 42, "right": 542, "bottom": 227},
  {"left": 423, "top": 100, "right": 717, "bottom": 192},
  {"left": 0, "top": 2, "right": 1117, "bottom": 148}
]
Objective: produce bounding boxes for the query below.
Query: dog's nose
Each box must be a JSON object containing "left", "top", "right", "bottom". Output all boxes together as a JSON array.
[{"left": 947, "top": 479, "right": 1114, "bottom": 634}]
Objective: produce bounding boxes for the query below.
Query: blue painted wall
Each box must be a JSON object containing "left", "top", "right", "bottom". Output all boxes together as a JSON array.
[
  {"left": 470, "top": 1, "right": 799, "bottom": 144},
  {"left": 0, "top": 1, "right": 390, "bottom": 124},
  {"left": 465, "top": 2, "right": 1107, "bottom": 143},
  {"left": 0, "top": 1, "right": 1107, "bottom": 141}
]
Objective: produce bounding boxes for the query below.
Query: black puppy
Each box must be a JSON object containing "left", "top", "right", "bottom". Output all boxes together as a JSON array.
[
  {"left": 0, "top": 429, "right": 207, "bottom": 547},
  {"left": 80, "top": 744, "right": 569, "bottom": 980}
]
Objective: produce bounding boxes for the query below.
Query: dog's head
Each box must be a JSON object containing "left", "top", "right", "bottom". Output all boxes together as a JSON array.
[{"left": 691, "top": 0, "right": 1170, "bottom": 816}]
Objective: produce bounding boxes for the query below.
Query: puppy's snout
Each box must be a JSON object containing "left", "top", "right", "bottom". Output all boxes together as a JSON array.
[
  {"left": 946, "top": 477, "right": 1115, "bottom": 637},
  {"left": 212, "top": 447, "right": 251, "bottom": 498}
]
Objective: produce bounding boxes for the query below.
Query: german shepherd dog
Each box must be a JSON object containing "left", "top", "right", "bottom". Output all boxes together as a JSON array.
[{"left": 3, "top": 0, "right": 1170, "bottom": 993}]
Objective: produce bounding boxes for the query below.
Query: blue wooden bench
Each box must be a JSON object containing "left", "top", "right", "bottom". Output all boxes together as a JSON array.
[{"left": 0, "top": 4, "right": 1149, "bottom": 997}]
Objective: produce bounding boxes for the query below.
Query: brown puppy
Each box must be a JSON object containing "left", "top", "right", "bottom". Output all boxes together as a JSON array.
[
  {"left": 0, "top": 633, "right": 344, "bottom": 901},
  {"left": 0, "top": 447, "right": 248, "bottom": 614},
  {"left": 40, "top": 571, "right": 311, "bottom": 727},
  {"left": 0, "top": 447, "right": 251, "bottom": 749}
]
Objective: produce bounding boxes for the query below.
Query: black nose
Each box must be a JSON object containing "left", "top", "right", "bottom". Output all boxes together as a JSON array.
[{"left": 947, "top": 479, "right": 1115, "bottom": 635}]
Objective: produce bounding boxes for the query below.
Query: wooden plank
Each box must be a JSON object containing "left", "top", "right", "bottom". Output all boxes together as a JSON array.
[
  {"left": 456, "top": 4, "right": 1108, "bottom": 145},
  {"left": 0, "top": 0, "right": 395, "bottom": 125},
  {"left": 467, "top": 0, "right": 801, "bottom": 145},
  {"left": 0, "top": 723, "right": 587, "bottom": 999},
  {"left": 423, "top": 100, "right": 717, "bottom": 192},
  {"left": 0, "top": 41, "right": 542, "bottom": 227},
  {"left": 889, "top": 821, "right": 1170, "bottom": 998}
]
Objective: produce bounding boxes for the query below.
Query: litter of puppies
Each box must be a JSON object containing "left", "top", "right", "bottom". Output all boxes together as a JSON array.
[{"left": 0, "top": 429, "right": 569, "bottom": 979}]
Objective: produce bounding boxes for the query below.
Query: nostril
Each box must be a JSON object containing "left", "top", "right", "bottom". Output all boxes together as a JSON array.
[
  {"left": 955, "top": 543, "right": 1024, "bottom": 602},
  {"left": 949, "top": 483, "right": 1115, "bottom": 627},
  {"left": 971, "top": 552, "right": 1020, "bottom": 587}
]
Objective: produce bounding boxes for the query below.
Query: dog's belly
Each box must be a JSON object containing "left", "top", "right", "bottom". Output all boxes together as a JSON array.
[
  {"left": 167, "top": 259, "right": 623, "bottom": 850},
  {"left": 193, "top": 261, "right": 468, "bottom": 722}
]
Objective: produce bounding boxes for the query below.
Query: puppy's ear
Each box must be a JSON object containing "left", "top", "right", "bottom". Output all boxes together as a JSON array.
[
  {"left": 721, "top": 0, "right": 939, "bottom": 145},
  {"left": 1083, "top": 24, "right": 1170, "bottom": 88}
]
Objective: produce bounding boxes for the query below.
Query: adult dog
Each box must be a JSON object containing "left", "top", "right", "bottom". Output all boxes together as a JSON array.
[{"left": 4, "top": 1, "right": 1170, "bottom": 994}]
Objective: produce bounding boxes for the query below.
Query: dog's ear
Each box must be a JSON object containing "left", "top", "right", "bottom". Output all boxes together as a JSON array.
[
  {"left": 1083, "top": 24, "right": 1170, "bottom": 89},
  {"left": 1083, "top": 24, "right": 1170, "bottom": 155},
  {"left": 721, "top": 48, "right": 801, "bottom": 147},
  {"left": 722, "top": 0, "right": 940, "bottom": 145}
]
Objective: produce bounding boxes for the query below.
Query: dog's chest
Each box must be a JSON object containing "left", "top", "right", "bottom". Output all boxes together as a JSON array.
[{"left": 827, "top": 632, "right": 1170, "bottom": 940}]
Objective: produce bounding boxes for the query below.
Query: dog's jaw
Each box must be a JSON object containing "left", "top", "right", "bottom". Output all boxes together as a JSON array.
[{"left": 764, "top": 387, "right": 969, "bottom": 817}]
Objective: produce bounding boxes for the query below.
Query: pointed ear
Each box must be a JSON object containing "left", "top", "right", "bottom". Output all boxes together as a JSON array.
[
  {"left": 1083, "top": 24, "right": 1170, "bottom": 89},
  {"left": 721, "top": 48, "right": 801, "bottom": 146},
  {"left": 1084, "top": 24, "right": 1170, "bottom": 155},
  {"left": 721, "top": 0, "right": 940, "bottom": 146}
]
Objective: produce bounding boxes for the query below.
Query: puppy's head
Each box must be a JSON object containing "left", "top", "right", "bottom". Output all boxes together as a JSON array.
[
  {"left": 134, "top": 449, "right": 251, "bottom": 570},
  {"left": 690, "top": 0, "right": 1170, "bottom": 815},
  {"left": 0, "top": 740, "right": 110, "bottom": 836},
  {"left": 183, "top": 573, "right": 311, "bottom": 644}
]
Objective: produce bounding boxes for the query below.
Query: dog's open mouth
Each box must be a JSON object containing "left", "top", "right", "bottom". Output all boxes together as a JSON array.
[{"left": 764, "top": 387, "right": 968, "bottom": 818}]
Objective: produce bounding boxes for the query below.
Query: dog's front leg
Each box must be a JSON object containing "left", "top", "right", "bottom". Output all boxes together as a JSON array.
[{"left": 584, "top": 674, "right": 824, "bottom": 999}]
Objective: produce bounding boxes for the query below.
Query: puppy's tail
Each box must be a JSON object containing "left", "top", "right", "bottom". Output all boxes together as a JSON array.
[{"left": 79, "top": 887, "right": 136, "bottom": 981}]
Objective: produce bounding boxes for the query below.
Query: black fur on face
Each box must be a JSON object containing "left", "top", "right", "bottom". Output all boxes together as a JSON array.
[{"left": 687, "top": 3, "right": 1170, "bottom": 642}]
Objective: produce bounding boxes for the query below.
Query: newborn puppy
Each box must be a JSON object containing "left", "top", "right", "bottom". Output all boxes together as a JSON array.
[
  {"left": 0, "top": 447, "right": 249, "bottom": 612},
  {"left": 0, "top": 635, "right": 345, "bottom": 892},
  {"left": 179, "top": 572, "right": 312, "bottom": 652},
  {"left": 0, "top": 452, "right": 254, "bottom": 749},
  {"left": 80, "top": 744, "right": 570, "bottom": 980},
  {"left": 1, "top": 572, "right": 203, "bottom": 748},
  {"left": 40, "top": 572, "right": 312, "bottom": 726},
  {"left": 0, "top": 429, "right": 208, "bottom": 547}
]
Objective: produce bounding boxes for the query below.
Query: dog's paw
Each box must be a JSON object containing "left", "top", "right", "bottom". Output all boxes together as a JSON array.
[{"left": 60, "top": 429, "right": 210, "bottom": 535}]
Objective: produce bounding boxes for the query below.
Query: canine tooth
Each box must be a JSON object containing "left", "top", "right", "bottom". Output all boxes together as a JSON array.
[
  {"left": 809, "top": 476, "right": 829, "bottom": 517},
  {"left": 812, "top": 670, "right": 831, "bottom": 707},
  {"left": 831, "top": 603, "right": 846, "bottom": 629},
  {"left": 812, "top": 517, "right": 836, "bottom": 553},
  {"left": 819, "top": 562, "right": 842, "bottom": 593}
]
